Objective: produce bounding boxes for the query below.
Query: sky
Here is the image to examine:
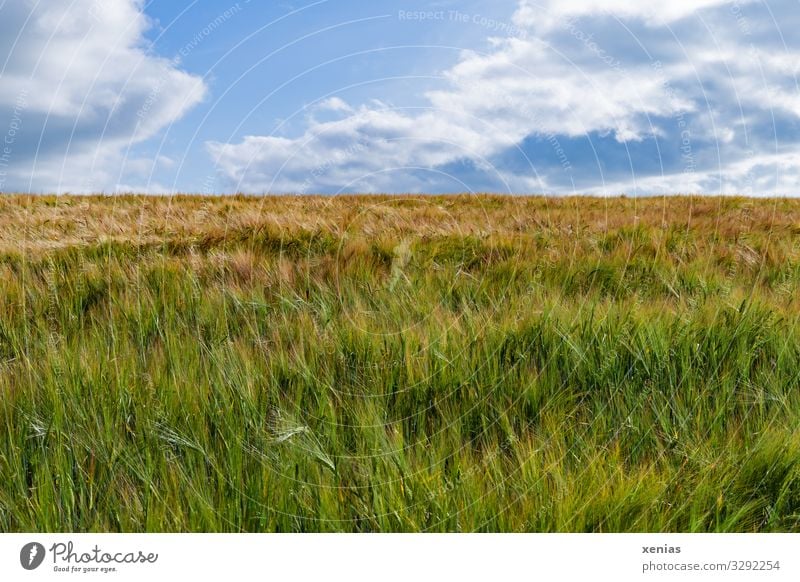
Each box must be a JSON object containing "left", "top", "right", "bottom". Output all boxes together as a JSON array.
[{"left": 0, "top": 0, "right": 799, "bottom": 195}]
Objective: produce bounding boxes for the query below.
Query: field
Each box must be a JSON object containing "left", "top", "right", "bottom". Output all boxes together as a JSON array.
[{"left": 1, "top": 194, "right": 800, "bottom": 532}]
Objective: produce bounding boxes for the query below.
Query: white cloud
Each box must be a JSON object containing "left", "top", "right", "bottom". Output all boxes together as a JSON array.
[
  {"left": 315, "top": 97, "right": 354, "bottom": 114},
  {"left": 0, "top": 0, "right": 206, "bottom": 193},
  {"left": 512, "top": 0, "right": 757, "bottom": 30},
  {"left": 585, "top": 150, "right": 800, "bottom": 197},
  {"left": 207, "top": 106, "right": 488, "bottom": 193}
]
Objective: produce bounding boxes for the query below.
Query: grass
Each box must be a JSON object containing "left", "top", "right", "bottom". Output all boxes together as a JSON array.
[{"left": 1, "top": 193, "right": 800, "bottom": 532}]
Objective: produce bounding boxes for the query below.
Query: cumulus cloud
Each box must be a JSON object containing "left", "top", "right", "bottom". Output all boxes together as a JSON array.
[
  {"left": 511, "top": 0, "right": 758, "bottom": 30},
  {"left": 0, "top": 0, "right": 206, "bottom": 193},
  {"left": 210, "top": 0, "right": 800, "bottom": 195}
]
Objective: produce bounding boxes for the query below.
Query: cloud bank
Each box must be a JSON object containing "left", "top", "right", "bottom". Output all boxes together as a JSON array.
[
  {"left": 0, "top": 0, "right": 206, "bottom": 193},
  {"left": 209, "top": 0, "right": 800, "bottom": 195}
]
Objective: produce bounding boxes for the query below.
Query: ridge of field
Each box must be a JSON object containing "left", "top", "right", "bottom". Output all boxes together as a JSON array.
[{"left": 1, "top": 194, "right": 799, "bottom": 532}]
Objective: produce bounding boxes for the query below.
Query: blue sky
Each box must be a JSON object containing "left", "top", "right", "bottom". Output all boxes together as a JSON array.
[{"left": 0, "top": 0, "right": 799, "bottom": 195}]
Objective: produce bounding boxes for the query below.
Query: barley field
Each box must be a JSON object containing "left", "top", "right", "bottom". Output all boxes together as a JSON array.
[{"left": 1, "top": 194, "right": 800, "bottom": 532}]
